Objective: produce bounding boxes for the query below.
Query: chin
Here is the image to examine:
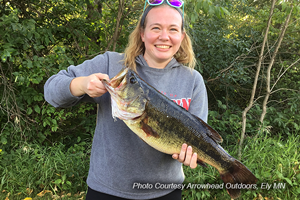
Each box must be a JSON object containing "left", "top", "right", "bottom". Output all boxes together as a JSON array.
[{"left": 155, "top": 54, "right": 173, "bottom": 62}]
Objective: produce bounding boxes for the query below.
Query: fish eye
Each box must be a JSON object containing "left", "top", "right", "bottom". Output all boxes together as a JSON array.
[{"left": 129, "top": 77, "right": 137, "bottom": 84}]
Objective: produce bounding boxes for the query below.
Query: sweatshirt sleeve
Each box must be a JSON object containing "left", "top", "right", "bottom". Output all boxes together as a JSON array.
[
  {"left": 188, "top": 70, "right": 208, "bottom": 123},
  {"left": 44, "top": 53, "right": 109, "bottom": 108}
]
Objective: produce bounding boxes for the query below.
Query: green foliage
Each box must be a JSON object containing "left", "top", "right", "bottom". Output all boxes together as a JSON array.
[
  {"left": 0, "top": 0, "right": 105, "bottom": 152},
  {"left": 188, "top": 0, "right": 300, "bottom": 137},
  {"left": 0, "top": 142, "right": 90, "bottom": 199},
  {"left": 186, "top": 0, "right": 230, "bottom": 24},
  {"left": 1, "top": 135, "right": 299, "bottom": 200},
  {"left": 1, "top": 0, "right": 300, "bottom": 199},
  {"left": 182, "top": 134, "right": 300, "bottom": 200}
]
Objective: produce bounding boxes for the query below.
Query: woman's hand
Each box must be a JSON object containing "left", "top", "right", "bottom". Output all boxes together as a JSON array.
[
  {"left": 172, "top": 143, "right": 198, "bottom": 169},
  {"left": 70, "top": 73, "right": 110, "bottom": 97}
]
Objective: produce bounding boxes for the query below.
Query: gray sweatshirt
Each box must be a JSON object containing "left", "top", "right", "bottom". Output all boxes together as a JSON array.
[{"left": 44, "top": 51, "right": 208, "bottom": 199}]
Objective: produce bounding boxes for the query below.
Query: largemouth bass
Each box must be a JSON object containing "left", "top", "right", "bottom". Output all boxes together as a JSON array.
[{"left": 101, "top": 67, "right": 257, "bottom": 199}]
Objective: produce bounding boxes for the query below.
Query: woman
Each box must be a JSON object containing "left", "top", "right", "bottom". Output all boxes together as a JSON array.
[{"left": 44, "top": 1, "right": 208, "bottom": 199}]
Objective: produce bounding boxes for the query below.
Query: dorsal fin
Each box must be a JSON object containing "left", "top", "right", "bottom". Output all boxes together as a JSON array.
[{"left": 193, "top": 114, "right": 223, "bottom": 143}]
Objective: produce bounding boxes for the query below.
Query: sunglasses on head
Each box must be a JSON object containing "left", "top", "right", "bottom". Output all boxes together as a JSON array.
[{"left": 143, "top": 0, "right": 184, "bottom": 15}]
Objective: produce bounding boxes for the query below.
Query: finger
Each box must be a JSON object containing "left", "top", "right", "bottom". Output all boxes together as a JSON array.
[
  {"left": 172, "top": 154, "right": 179, "bottom": 160},
  {"left": 190, "top": 153, "right": 198, "bottom": 169},
  {"left": 87, "top": 80, "right": 108, "bottom": 97},
  {"left": 89, "top": 77, "right": 108, "bottom": 92},
  {"left": 88, "top": 86, "right": 108, "bottom": 98},
  {"left": 178, "top": 143, "right": 187, "bottom": 162},
  {"left": 183, "top": 146, "right": 193, "bottom": 166},
  {"left": 87, "top": 79, "right": 102, "bottom": 90}
]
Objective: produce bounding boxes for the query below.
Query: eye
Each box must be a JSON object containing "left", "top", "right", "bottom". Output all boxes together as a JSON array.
[
  {"left": 129, "top": 77, "right": 137, "bottom": 84},
  {"left": 170, "top": 28, "right": 179, "bottom": 32}
]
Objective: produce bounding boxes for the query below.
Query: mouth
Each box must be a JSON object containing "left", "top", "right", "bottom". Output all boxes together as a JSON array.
[{"left": 155, "top": 45, "right": 171, "bottom": 49}]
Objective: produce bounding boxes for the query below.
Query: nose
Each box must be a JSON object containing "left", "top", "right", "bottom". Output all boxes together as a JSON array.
[{"left": 159, "top": 29, "right": 169, "bottom": 41}]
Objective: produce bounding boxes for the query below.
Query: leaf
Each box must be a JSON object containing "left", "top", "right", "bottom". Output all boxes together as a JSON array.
[
  {"left": 208, "top": 6, "right": 215, "bottom": 16},
  {"left": 55, "top": 179, "right": 62, "bottom": 184},
  {"left": 191, "top": 14, "right": 196, "bottom": 24},
  {"left": 294, "top": 123, "right": 299, "bottom": 130},
  {"left": 282, "top": 2, "right": 287, "bottom": 11},
  {"left": 51, "top": 126, "right": 58, "bottom": 132},
  {"left": 27, "top": 60, "right": 33, "bottom": 69},
  {"left": 62, "top": 174, "right": 66, "bottom": 181},
  {"left": 34, "top": 105, "right": 40, "bottom": 114},
  {"left": 196, "top": 192, "right": 201, "bottom": 200},
  {"left": 221, "top": 7, "right": 230, "bottom": 16},
  {"left": 37, "top": 190, "right": 52, "bottom": 197},
  {"left": 1, "top": 49, "right": 11, "bottom": 62},
  {"left": 284, "top": 178, "right": 293, "bottom": 186},
  {"left": 27, "top": 107, "right": 33, "bottom": 115},
  {"left": 1, "top": 137, "right": 7, "bottom": 145},
  {"left": 203, "top": 1, "right": 209, "bottom": 14}
]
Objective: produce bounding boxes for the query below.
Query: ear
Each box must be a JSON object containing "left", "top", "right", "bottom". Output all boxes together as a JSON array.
[
  {"left": 141, "top": 30, "right": 145, "bottom": 42},
  {"left": 181, "top": 31, "right": 185, "bottom": 42}
]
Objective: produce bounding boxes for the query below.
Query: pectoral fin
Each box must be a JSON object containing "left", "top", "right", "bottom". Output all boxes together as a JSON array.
[{"left": 140, "top": 114, "right": 160, "bottom": 138}]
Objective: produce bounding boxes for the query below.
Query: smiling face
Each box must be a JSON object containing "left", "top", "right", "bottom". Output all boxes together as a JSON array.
[{"left": 141, "top": 5, "right": 185, "bottom": 69}]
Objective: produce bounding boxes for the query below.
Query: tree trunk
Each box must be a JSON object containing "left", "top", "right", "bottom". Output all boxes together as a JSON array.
[
  {"left": 105, "top": 0, "right": 125, "bottom": 51},
  {"left": 238, "top": 0, "right": 276, "bottom": 160},
  {"left": 259, "top": 6, "right": 293, "bottom": 124}
]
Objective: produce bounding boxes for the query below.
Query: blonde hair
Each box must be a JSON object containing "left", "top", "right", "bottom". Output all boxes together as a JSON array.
[{"left": 123, "top": 5, "right": 196, "bottom": 71}]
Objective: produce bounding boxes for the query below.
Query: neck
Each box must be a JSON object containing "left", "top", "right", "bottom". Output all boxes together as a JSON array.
[{"left": 143, "top": 55, "right": 173, "bottom": 69}]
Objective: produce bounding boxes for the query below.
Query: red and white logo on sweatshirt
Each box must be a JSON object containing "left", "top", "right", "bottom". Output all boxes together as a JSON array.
[
  {"left": 158, "top": 90, "right": 191, "bottom": 111},
  {"left": 172, "top": 98, "right": 191, "bottom": 111}
]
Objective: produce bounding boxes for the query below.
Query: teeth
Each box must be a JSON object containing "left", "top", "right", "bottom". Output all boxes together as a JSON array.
[{"left": 156, "top": 45, "right": 170, "bottom": 49}]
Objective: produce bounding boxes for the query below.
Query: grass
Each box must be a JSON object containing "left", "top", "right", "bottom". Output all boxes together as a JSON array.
[
  {"left": 0, "top": 142, "right": 89, "bottom": 200},
  {"left": 182, "top": 133, "right": 300, "bottom": 200},
  {"left": 1, "top": 134, "right": 299, "bottom": 200}
]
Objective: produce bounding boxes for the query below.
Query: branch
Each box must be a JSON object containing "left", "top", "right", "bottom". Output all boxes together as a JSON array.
[
  {"left": 259, "top": 5, "right": 293, "bottom": 123},
  {"left": 238, "top": 0, "right": 276, "bottom": 160},
  {"left": 270, "top": 88, "right": 299, "bottom": 95},
  {"left": 105, "top": 0, "right": 125, "bottom": 51},
  {"left": 270, "top": 57, "right": 300, "bottom": 92}
]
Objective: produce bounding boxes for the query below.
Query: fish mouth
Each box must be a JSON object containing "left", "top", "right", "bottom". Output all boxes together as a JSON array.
[
  {"left": 101, "top": 68, "right": 145, "bottom": 120},
  {"left": 101, "top": 68, "right": 129, "bottom": 116},
  {"left": 102, "top": 67, "right": 129, "bottom": 92}
]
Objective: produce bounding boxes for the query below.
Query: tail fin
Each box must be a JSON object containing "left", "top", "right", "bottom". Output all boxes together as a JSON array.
[{"left": 220, "top": 160, "right": 257, "bottom": 199}]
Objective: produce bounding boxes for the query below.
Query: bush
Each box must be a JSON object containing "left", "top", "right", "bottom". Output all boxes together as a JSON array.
[{"left": 0, "top": 142, "right": 90, "bottom": 199}]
